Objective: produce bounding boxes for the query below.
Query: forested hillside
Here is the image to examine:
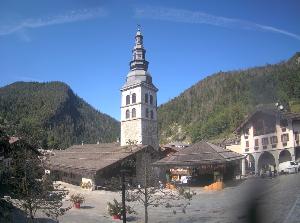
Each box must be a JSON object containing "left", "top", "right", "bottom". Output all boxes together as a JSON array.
[
  {"left": 158, "top": 52, "right": 300, "bottom": 144},
  {"left": 0, "top": 81, "right": 120, "bottom": 149}
]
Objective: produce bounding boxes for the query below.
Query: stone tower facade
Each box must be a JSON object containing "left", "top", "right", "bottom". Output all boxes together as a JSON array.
[{"left": 120, "top": 28, "right": 159, "bottom": 149}]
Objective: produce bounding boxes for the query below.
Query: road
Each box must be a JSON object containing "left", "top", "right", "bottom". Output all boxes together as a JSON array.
[{"left": 57, "top": 174, "right": 300, "bottom": 223}]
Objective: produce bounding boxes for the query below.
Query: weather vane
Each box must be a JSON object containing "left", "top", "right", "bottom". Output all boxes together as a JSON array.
[{"left": 137, "top": 24, "right": 141, "bottom": 31}]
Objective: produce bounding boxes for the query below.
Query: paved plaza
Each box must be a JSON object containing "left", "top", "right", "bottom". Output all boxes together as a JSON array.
[{"left": 54, "top": 173, "right": 300, "bottom": 223}]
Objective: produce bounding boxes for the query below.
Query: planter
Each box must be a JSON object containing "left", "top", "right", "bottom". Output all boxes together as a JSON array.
[
  {"left": 112, "top": 215, "right": 121, "bottom": 220},
  {"left": 74, "top": 203, "right": 81, "bottom": 209}
]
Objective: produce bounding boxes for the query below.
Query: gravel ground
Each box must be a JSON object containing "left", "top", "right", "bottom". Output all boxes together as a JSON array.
[{"left": 54, "top": 173, "right": 300, "bottom": 223}]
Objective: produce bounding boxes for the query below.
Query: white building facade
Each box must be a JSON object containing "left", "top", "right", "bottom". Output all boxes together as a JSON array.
[
  {"left": 236, "top": 108, "right": 300, "bottom": 175},
  {"left": 120, "top": 28, "right": 159, "bottom": 149}
]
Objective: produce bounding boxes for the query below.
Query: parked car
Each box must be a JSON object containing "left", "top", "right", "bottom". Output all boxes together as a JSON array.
[{"left": 278, "top": 161, "right": 298, "bottom": 174}]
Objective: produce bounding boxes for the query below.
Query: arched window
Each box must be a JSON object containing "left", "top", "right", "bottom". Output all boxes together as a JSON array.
[
  {"left": 150, "top": 95, "right": 153, "bottom": 105},
  {"left": 132, "top": 108, "right": 136, "bottom": 118},
  {"left": 150, "top": 110, "right": 154, "bottom": 119},
  {"left": 145, "top": 108, "right": 149, "bottom": 118},
  {"left": 132, "top": 93, "right": 136, "bottom": 104},
  {"left": 126, "top": 109, "right": 130, "bottom": 119},
  {"left": 145, "top": 93, "right": 148, "bottom": 103},
  {"left": 126, "top": 95, "right": 130, "bottom": 105}
]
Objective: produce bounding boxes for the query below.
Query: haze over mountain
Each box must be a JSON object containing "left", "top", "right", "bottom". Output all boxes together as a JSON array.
[
  {"left": 157, "top": 52, "right": 300, "bottom": 144},
  {"left": 1, "top": 53, "right": 300, "bottom": 148},
  {"left": 0, "top": 81, "right": 120, "bottom": 149}
]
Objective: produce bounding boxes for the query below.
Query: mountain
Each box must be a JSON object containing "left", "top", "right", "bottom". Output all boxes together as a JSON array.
[
  {"left": 158, "top": 52, "right": 300, "bottom": 144},
  {"left": 0, "top": 81, "right": 120, "bottom": 149}
]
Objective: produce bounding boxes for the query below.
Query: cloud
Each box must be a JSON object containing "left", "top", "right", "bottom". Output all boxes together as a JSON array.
[
  {"left": 0, "top": 7, "right": 108, "bottom": 36},
  {"left": 135, "top": 6, "right": 300, "bottom": 41}
]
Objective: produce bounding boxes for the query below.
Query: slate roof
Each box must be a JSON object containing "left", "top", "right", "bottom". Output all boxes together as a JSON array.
[
  {"left": 235, "top": 107, "right": 300, "bottom": 133},
  {"left": 153, "top": 141, "right": 243, "bottom": 166},
  {"left": 161, "top": 141, "right": 189, "bottom": 152},
  {"left": 46, "top": 143, "right": 150, "bottom": 175}
]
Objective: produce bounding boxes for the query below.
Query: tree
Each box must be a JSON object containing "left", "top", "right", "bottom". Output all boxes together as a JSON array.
[
  {"left": 5, "top": 138, "right": 70, "bottom": 222},
  {"left": 125, "top": 147, "right": 193, "bottom": 223}
]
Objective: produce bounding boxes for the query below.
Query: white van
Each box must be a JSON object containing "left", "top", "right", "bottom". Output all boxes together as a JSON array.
[{"left": 278, "top": 161, "right": 298, "bottom": 174}]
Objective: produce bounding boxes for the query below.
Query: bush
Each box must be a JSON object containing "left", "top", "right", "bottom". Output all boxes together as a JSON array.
[
  {"left": 70, "top": 193, "right": 85, "bottom": 204},
  {"left": 107, "top": 199, "right": 136, "bottom": 216}
]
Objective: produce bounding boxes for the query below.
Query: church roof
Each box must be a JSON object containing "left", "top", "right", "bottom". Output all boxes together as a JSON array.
[
  {"left": 46, "top": 143, "right": 153, "bottom": 175},
  {"left": 121, "top": 28, "right": 158, "bottom": 91},
  {"left": 153, "top": 141, "right": 243, "bottom": 167}
]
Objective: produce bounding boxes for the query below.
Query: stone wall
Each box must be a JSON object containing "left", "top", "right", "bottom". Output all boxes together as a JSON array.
[
  {"left": 141, "top": 119, "right": 159, "bottom": 150},
  {"left": 121, "top": 119, "right": 142, "bottom": 146}
]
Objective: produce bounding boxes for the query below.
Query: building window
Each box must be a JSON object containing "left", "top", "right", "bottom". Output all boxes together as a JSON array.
[
  {"left": 132, "top": 108, "right": 136, "bottom": 118},
  {"left": 295, "top": 131, "right": 299, "bottom": 141},
  {"left": 255, "top": 139, "right": 259, "bottom": 147},
  {"left": 150, "top": 95, "right": 153, "bottom": 105},
  {"left": 145, "top": 108, "right": 149, "bottom": 118},
  {"left": 145, "top": 93, "right": 148, "bottom": 103},
  {"left": 150, "top": 110, "right": 154, "bottom": 119},
  {"left": 126, "top": 95, "right": 130, "bottom": 105},
  {"left": 262, "top": 137, "right": 269, "bottom": 146},
  {"left": 270, "top": 136, "right": 278, "bottom": 144},
  {"left": 132, "top": 93, "right": 136, "bottom": 104},
  {"left": 281, "top": 133, "right": 289, "bottom": 143},
  {"left": 246, "top": 141, "right": 249, "bottom": 148},
  {"left": 126, "top": 109, "right": 130, "bottom": 119}
]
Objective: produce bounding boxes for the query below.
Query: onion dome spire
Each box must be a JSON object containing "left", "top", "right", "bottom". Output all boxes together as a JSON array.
[{"left": 129, "top": 25, "right": 149, "bottom": 71}]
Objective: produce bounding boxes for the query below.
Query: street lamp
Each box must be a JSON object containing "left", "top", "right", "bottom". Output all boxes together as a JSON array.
[{"left": 120, "top": 169, "right": 130, "bottom": 223}]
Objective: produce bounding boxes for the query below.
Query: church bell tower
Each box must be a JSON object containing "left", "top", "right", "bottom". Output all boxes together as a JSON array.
[{"left": 120, "top": 28, "right": 159, "bottom": 149}]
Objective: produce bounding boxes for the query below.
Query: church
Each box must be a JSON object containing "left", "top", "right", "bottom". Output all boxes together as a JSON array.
[
  {"left": 46, "top": 28, "right": 160, "bottom": 189},
  {"left": 120, "top": 28, "right": 159, "bottom": 150}
]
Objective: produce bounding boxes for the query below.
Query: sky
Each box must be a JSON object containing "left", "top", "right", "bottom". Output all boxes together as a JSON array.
[{"left": 0, "top": 0, "right": 300, "bottom": 120}]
